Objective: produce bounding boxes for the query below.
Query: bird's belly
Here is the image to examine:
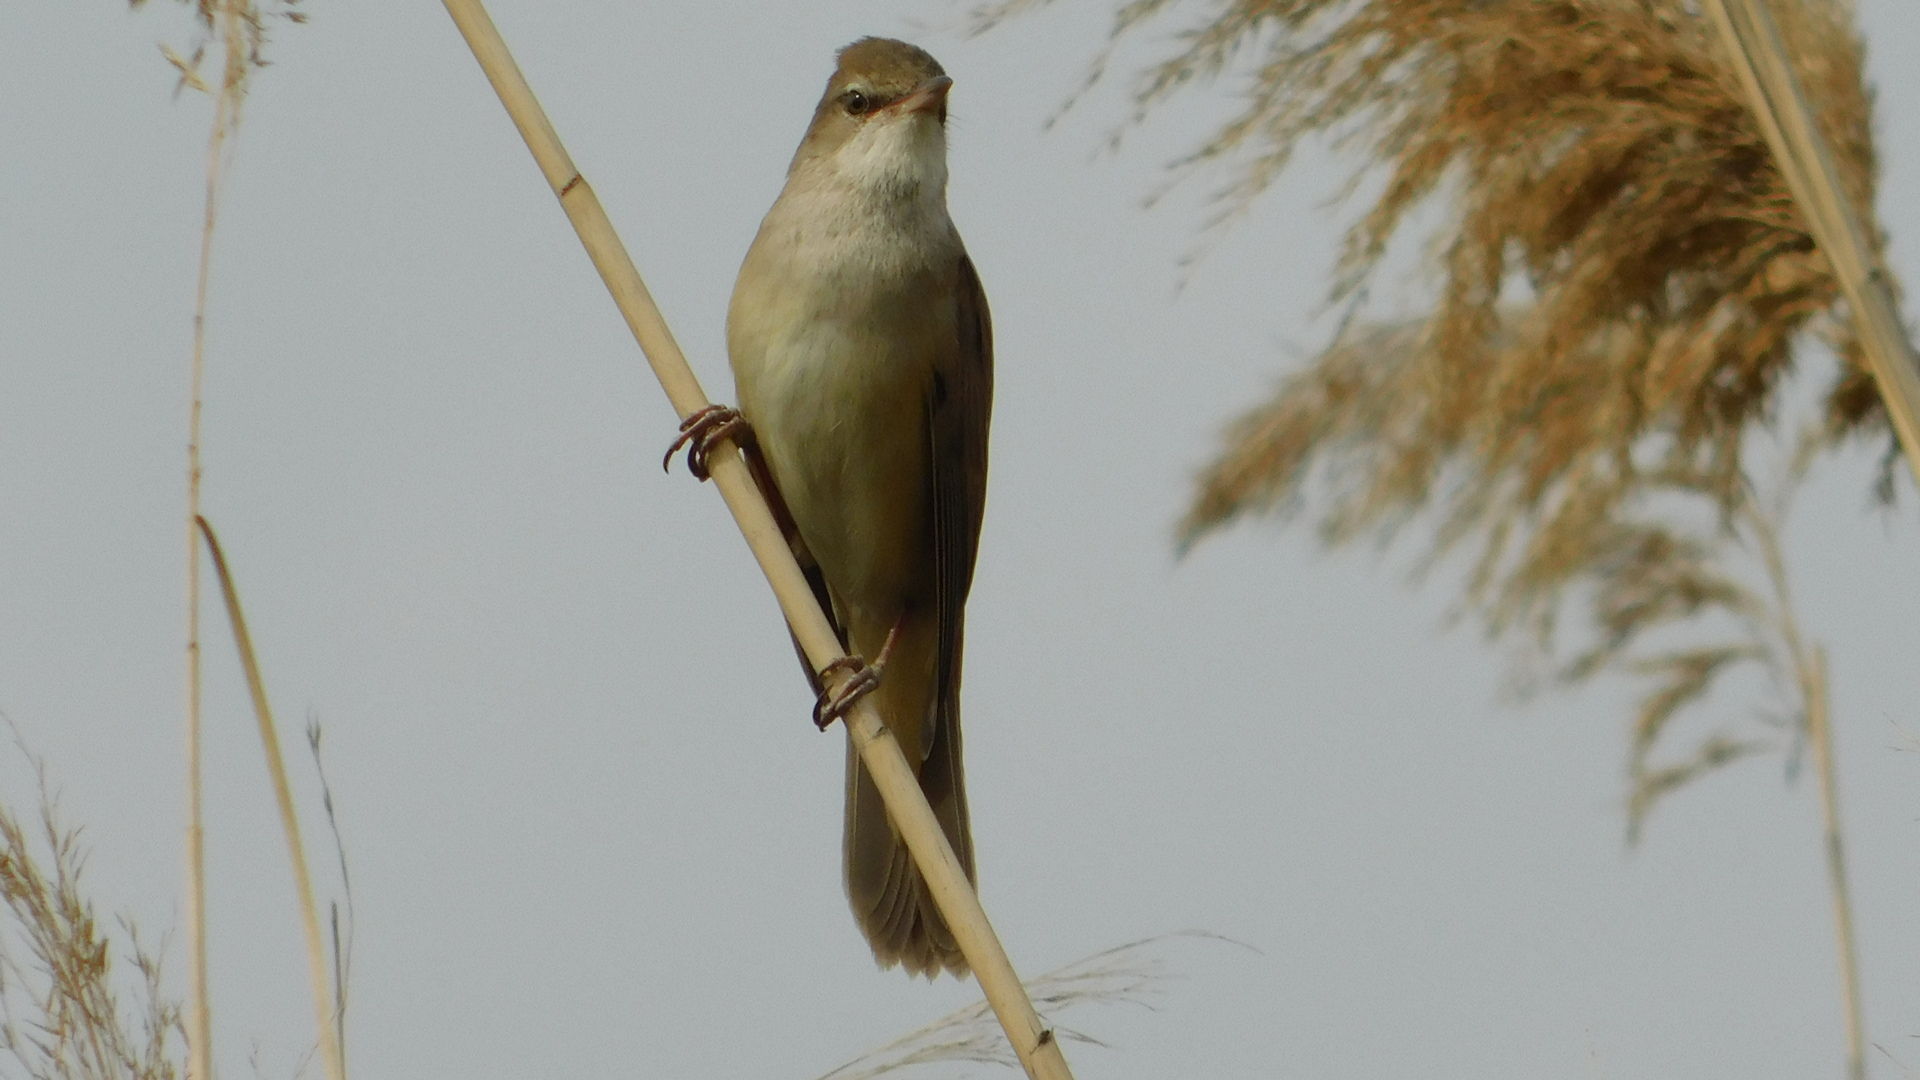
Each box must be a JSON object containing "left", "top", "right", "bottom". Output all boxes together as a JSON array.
[{"left": 740, "top": 316, "right": 933, "bottom": 623}]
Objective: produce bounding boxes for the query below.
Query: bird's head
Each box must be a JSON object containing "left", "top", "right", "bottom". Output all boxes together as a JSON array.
[{"left": 789, "top": 38, "right": 952, "bottom": 202}]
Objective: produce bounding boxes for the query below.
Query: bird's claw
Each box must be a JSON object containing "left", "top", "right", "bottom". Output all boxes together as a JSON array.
[
  {"left": 663, "top": 405, "right": 752, "bottom": 482},
  {"left": 813, "top": 655, "right": 883, "bottom": 730}
]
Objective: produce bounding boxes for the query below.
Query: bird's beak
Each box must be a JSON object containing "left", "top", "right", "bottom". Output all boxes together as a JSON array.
[{"left": 891, "top": 75, "right": 953, "bottom": 116}]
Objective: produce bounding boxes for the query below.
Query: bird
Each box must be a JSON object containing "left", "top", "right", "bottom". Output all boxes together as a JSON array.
[{"left": 711, "top": 36, "right": 991, "bottom": 978}]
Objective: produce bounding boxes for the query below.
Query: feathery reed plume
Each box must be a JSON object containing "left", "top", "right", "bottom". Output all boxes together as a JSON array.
[
  {"left": 130, "top": 3, "right": 304, "bottom": 1078},
  {"left": 974, "top": 1, "right": 1889, "bottom": 1072},
  {"left": 1145, "top": 0, "right": 1890, "bottom": 563},
  {"left": 813, "top": 932, "right": 1249, "bottom": 1080},
  {"left": 197, "top": 519, "right": 346, "bottom": 1080},
  {"left": 0, "top": 733, "right": 185, "bottom": 1080},
  {"left": 436, "top": 4, "right": 1075, "bottom": 1078}
]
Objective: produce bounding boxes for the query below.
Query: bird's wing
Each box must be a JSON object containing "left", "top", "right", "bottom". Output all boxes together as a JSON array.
[
  {"left": 929, "top": 253, "right": 992, "bottom": 717},
  {"left": 917, "top": 251, "right": 991, "bottom": 876}
]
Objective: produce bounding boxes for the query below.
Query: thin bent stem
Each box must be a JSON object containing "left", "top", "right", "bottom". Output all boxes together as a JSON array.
[
  {"left": 197, "top": 518, "right": 347, "bottom": 1080},
  {"left": 308, "top": 720, "right": 354, "bottom": 1073}
]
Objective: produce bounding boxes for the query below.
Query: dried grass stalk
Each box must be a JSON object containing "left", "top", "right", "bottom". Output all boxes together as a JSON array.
[
  {"left": 177, "top": 8, "right": 244, "bottom": 1072},
  {"left": 136, "top": 2, "right": 306, "bottom": 1077},
  {"left": 196, "top": 519, "right": 345, "bottom": 1080},
  {"left": 434, "top": 4, "right": 1076, "bottom": 1078}
]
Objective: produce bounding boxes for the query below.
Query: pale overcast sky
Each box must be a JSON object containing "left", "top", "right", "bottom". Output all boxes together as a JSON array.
[{"left": 6, "top": 2, "right": 1920, "bottom": 1079}]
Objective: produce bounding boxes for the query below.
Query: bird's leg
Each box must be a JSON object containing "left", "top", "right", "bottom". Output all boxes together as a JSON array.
[
  {"left": 812, "top": 612, "right": 907, "bottom": 731},
  {"left": 662, "top": 405, "right": 753, "bottom": 482}
]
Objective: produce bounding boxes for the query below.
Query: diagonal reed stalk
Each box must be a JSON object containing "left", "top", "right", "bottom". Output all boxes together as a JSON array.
[
  {"left": 434, "top": 5, "right": 1074, "bottom": 1079},
  {"left": 1703, "top": 0, "right": 1920, "bottom": 498},
  {"left": 196, "top": 518, "right": 346, "bottom": 1080}
]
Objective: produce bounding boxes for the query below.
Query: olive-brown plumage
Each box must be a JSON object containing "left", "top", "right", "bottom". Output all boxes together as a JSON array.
[{"left": 726, "top": 38, "right": 991, "bottom": 978}]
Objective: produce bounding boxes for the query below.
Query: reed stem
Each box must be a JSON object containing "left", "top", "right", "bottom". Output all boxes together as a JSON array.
[
  {"left": 1749, "top": 490, "right": 1867, "bottom": 1080},
  {"left": 1805, "top": 648, "right": 1865, "bottom": 1080},
  {"left": 435, "top": 5, "right": 1074, "bottom": 1078},
  {"left": 182, "top": 29, "right": 232, "bottom": 1080},
  {"left": 183, "top": 8, "right": 262, "bottom": 1076}
]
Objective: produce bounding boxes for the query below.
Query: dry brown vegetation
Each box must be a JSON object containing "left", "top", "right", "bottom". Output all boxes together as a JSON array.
[{"left": 0, "top": 749, "right": 182, "bottom": 1080}]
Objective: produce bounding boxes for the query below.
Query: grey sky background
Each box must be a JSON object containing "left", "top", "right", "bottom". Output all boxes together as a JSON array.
[{"left": 6, "top": 2, "right": 1920, "bottom": 1078}]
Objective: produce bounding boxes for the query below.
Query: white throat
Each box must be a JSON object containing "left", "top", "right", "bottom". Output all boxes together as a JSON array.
[
  {"left": 830, "top": 112, "right": 949, "bottom": 205},
  {"left": 774, "top": 114, "right": 956, "bottom": 276}
]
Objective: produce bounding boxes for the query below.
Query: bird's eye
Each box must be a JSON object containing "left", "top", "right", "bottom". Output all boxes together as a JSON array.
[{"left": 843, "top": 90, "right": 871, "bottom": 116}]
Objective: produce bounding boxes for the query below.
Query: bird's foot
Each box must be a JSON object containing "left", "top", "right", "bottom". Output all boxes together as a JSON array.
[
  {"left": 813, "top": 656, "right": 882, "bottom": 731},
  {"left": 810, "top": 618, "right": 905, "bottom": 731},
  {"left": 663, "top": 405, "right": 752, "bottom": 482}
]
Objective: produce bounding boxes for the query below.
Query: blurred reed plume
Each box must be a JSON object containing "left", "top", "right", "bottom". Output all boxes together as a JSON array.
[
  {"left": 975, "top": 1, "right": 1892, "bottom": 1074},
  {"left": 0, "top": 744, "right": 183, "bottom": 1080},
  {"left": 979, "top": 0, "right": 1894, "bottom": 803},
  {"left": 1144, "top": 0, "right": 1885, "bottom": 589}
]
